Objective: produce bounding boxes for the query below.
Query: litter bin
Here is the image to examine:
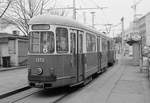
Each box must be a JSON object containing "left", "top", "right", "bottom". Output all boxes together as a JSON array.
[{"left": 2, "top": 56, "right": 11, "bottom": 67}]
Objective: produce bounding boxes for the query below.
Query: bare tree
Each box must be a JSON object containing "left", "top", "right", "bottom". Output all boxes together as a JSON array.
[
  {"left": 1, "top": 0, "right": 52, "bottom": 35},
  {"left": 44, "top": 0, "right": 68, "bottom": 16},
  {"left": 1, "top": 0, "right": 68, "bottom": 35},
  {"left": 0, "top": 0, "right": 12, "bottom": 18}
]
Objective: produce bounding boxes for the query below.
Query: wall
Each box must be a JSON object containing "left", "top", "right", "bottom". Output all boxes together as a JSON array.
[
  {"left": 0, "top": 25, "right": 24, "bottom": 35},
  {"left": 137, "top": 16, "right": 146, "bottom": 46},
  {"left": 18, "top": 39, "right": 28, "bottom": 66},
  {"left": 146, "top": 13, "right": 150, "bottom": 45},
  {"left": 0, "top": 45, "right": 1, "bottom": 66},
  {"left": 8, "top": 40, "right": 17, "bottom": 66},
  {"left": 1, "top": 43, "right": 9, "bottom": 57}
]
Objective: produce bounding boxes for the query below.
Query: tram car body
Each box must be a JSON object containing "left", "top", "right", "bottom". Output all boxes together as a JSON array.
[
  {"left": 107, "top": 39, "right": 116, "bottom": 66},
  {"left": 28, "top": 14, "right": 115, "bottom": 88}
]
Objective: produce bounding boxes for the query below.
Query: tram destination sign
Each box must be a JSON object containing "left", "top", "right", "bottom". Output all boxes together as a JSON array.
[{"left": 32, "top": 24, "right": 50, "bottom": 30}]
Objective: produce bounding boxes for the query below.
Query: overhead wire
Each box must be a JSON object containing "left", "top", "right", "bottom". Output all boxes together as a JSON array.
[{"left": 87, "top": 0, "right": 112, "bottom": 33}]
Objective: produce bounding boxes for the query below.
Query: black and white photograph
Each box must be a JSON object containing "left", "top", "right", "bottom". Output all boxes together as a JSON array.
[{"left": 0, "top": 0, "right": 150, "bottom": 103}]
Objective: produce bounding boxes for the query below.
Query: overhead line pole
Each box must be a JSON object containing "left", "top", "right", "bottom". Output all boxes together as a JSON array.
[
  {"left": 73, "top": 0, "right": 76, "bottom": 20},
  {"left": 121, "top": 17, "right": 125, "bottom": 54},
  {"left": 90, "top": 12, "right": 95, "bottom": 28}
]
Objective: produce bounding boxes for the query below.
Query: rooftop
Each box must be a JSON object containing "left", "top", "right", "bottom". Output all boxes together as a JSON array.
[{"left": 0, "top": 33, "right": 28, "bottom": 40}]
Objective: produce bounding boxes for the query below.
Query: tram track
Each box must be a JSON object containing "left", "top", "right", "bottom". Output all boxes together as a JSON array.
[
  {"left": 0, "top": 64, "right": 116, "bottom": 103},
  {"left": 0, "top": 86, "right": 31, "bottom": 99},
  {"left": 0, "top": 82, "right": 89, "bottom": 103},
  {"left": 0, "top": 87, "right": 40, "bottom": 103},
  {"left": 0, "top": 86, "right": 76, "bottom": 103}
]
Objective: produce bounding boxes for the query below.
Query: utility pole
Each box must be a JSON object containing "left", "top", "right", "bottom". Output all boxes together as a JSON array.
[
  {"left": 131, "top": 0, "right": 143, "bottom": 20},
  {"left": 83, "top": 12, "right": 86, "bottom": 24},
  {"left": 121, "top": 17, "right": 125, "bottom": 54},
  {"left": 90, "top": 12, "right": 95, "bottom": 28},
  {"left": 73, "top": 0, "right": 76, "bottom": 20}
]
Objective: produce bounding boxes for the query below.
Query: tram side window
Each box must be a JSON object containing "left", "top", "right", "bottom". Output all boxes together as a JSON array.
[
  {"left": 40, "top": 31, "right": 54, "bottom": 53},
  {"left": 78, "top": 34, "right": 83, "bottom": 53},
  {"left": 30, "top": 32, "right": 40, "bottom": 53},
  {"left": 102, "top": 39, "right": 107, "bottom": 52},
  {"left": 56, "top": 27, "right": 68, "bottom": 53},
  {"left": 86, "top": 33, "right": 96, "bottom": 52},
  {"left": 70, "top": 32, "right": 76, "bottom": 53}
]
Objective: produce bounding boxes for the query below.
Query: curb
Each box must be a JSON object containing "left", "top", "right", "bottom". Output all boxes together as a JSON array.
[
  {"left": 0, "top": 86, "right": 31, "bottom": 99},
  {"left": 0, "top": 66, "right": 27, "bottom": 72}
]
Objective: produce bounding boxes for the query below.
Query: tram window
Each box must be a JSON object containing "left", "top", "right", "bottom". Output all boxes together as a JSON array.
[
  {"left": 97, "top": 37, "right": 101, "bottom": 52},
  {"left": 70, "top": 33, "right": 76, "bottom": 53},
  {"left": 86, "top": 33, "right": 96, "bottom": 52},
  {"left": 29, "top": 31, "right": 54, "bottom": 53},
  {"left": 30, "top": 32, "right": 40, "bottom": 53},
  {"left": 102, "top": 39, "right": 105, "bottom": 51},
  {"left": 56, "top": 27, "right": 68, "bottom": 53},
  {"left": 40, "top": 31, "right": 54, "bottom": 53},
  {"left": 102, "top": 39, "right": 107, "bottom": 52},
  {"left": 78, "top": 34, "right": 83, "bottom": 53},
  {"left": 32, "top": 45, "right": 39, "bottom": 52},
  {"left": 32, "top": 32, "right": 39, "bottom": 44}
]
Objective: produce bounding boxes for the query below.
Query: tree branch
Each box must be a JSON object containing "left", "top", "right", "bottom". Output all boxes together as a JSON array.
[{"left": 0, "top": 0, "right": 11, "bottom": 18}]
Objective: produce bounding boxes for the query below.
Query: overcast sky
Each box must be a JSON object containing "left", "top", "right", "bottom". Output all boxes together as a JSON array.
[
  {"left": 54, "top": 0, "right": 150, "bottom": 37},
  {"left": 1, "top": 0, "right": 150, "bottom": 36}
]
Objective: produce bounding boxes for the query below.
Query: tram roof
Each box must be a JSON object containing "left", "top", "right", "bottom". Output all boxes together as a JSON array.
[{"left": 29, "top": 14, "right": 107, "bottom": 38}]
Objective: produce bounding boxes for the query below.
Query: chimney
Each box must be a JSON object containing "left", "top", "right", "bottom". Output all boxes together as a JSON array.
[{"left": 12, "top": 30, "right": 20, "bottom": 35}]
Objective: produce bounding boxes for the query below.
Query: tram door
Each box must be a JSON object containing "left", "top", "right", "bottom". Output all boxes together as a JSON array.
[
  {"left": 77, "top": 31, "right": 84, "bottom": 82},
  {"left": 70, "top": 29, "right": 84, "bottom": 82},
  {"left": 70, "top": 30, "right": 77, "bottom": 82},
  {"left": 97, "top": 36, "right": 101, "bottom": 72}
]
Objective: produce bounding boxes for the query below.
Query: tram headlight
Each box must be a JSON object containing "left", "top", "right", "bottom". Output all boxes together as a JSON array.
[{"left": 36, "top": 68, "right": 43, "bottom": 75}]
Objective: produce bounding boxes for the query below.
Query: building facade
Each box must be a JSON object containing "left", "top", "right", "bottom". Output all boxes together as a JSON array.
[
  {"left": 0, "top": 33, "right": 28, "bottom": 67},
  {"left": 124, "top": 12, "right": 150, "bottom": 65}
]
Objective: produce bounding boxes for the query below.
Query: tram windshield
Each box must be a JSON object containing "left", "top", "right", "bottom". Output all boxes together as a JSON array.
[{"left": 29, "top": 31, "right": 54, "bottom": 53}]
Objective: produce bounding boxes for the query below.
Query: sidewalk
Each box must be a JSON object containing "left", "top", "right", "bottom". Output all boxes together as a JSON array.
[
  {"left": 60, "top": 55, "right": 150, "bottom": 103},
  {"left": 0, "top": 67, "right": 29, "bottom": 99},
  {"left": 0, "top": 66, "right": 27, "bottom": 72},
  {"left": 107, "top": 56, "right": 150, "bottom": 103}
]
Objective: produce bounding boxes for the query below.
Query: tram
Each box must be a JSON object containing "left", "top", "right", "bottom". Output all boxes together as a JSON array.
[{"left": 28, "top": 14, "right": 116, "bottom": 88}]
